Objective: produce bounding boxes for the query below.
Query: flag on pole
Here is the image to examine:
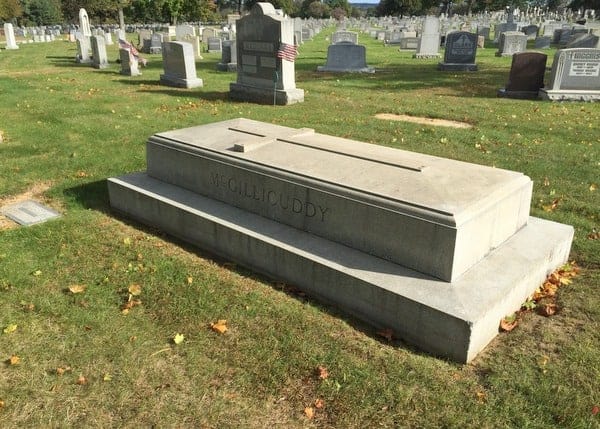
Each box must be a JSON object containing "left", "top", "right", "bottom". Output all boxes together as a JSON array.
[{"left": 276, "top": 42, "right": 298, "bottom": 62}]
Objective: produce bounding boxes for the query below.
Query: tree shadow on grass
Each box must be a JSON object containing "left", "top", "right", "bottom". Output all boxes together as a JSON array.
[{"left": 63, "top": 177, "right": 436, "bottom": 362}]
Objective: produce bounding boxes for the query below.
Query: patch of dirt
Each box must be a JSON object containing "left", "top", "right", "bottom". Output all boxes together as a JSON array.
[
  {"left": 375, "top": 113, "right": 473, "bottom": 129},
  {"left": 0, "top": 182, "right": 54, "bottom": 230}
]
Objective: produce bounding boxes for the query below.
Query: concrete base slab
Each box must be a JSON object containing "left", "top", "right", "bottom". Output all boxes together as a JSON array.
[
  {"left": 160, "top": 75, "right": 203, "bottom": 89},
  {"left": 108, "top": 172, "right": 574, "bottom": 363},
  {"left": 539, "top": 89, "right": 600, "bottom": 101},
  {"left": 229, "top": 83, "right": 304, "bottom": 105},
  {"left": 438, "top": 63, "right": 478, "bottom": 71}
]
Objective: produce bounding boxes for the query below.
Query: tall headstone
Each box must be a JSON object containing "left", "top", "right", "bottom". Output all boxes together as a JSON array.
[
  {"left": 496, "top": 31, "right": 528, "bottom": 57},
  {"left": 79, "top": 8, "right": 91, "bottom": 37},
  {"left": 160, "top": 41, "right": 203, "bottom": 89},
  {"left": 229, "top": 3, "right": 304, "bottom": 105},
  {"left": 4, "top": 23, "right": 19, "bottom": 50},
  {"left": 438, "top": 31, "right": 478, "bottom": 71},
  {"left": 76, "top": 35, "right": 91, "bottom": 63},
  {"left": 539, "top": 48, "right": 600, "bottom": 101},
  {"left": 91, "top": 35, "right": 109, "bottom": 69},
  {"left": 150, "top": 33, "right": 163, "bottom": 54},
  {"left": 120, "top": 48, "right": 141, "bottom": 76},
  {"left": 498, "top": 52, "right": 547, "bottom": 99},
  {"left": 415, "top": 16, "right": 441, "bottom": 58}
]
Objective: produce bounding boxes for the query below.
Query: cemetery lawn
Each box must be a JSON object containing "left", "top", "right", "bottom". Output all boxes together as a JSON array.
[{"left": 1, "top": 30, "right": 599, "bottom": 428}]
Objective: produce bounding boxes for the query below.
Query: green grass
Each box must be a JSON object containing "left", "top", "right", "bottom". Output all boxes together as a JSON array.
[{"left": 1, "top": 28, "right": 599, "bottom": 428}]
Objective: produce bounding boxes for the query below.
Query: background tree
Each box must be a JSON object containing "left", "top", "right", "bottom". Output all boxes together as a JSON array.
[
  {"left": 0, "top": 0, "right": 23, "bottom": 21},
  {"left": 244, "top": 0, "right": 296, "bottom": 15},
  {"left": 22, "top": 0, "right": 63, "bottom": 25},
  {"left": 376, "top": 0, "right": 421, "bottom": 16}
]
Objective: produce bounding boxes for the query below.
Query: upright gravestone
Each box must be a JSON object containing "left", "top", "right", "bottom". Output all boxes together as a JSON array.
[
  {"left": 120, "top": 48, "right": 141, "bottom": 76},
  {"left": 91, "top": 35, "right": 109, "bottom": 69},
  {"left": 160, "top": 41, "right": 203, "bottom": 88},
  {"left": 217, "top": 40, "right": 237, "bottom": 71},
  {"left": 539, "top": 48, "right": 600, "bottom": 101},
  {"left": 566, "top": 33, "right": 600, "bottom": 49},
  {"left": 498, "top": 52, "right": 547, "bottom": 99},
  {"left": 229, "top": 2, "right": 304, "bottom": 105},
  {"left": 207, "top": 36, "right": 222, "bottom": 53},
  {"left": 79, "top": 8, "right": 91, "bottom": 37},
  {"left": 438, "top": 31, "right": 478, "bottom": 71},
  {"left": 317, "top": 41, "right": 374, "bottom": 73},
  {"left": 414, "top": 16, "right": 441, "bottom": 58},
  {"left": 150, "top": 33, "right": 163, "bottom": 54},
  {"left": 496, "top": 31, "right": 528, "bottom": 57},
  {"left": 331, "top": 31, "right": 358, "bottom": 45},
  {"left": 76, "top": 35, "right": 91, "bottom": 63},
  {"left": 4, "top": 23, "right": 19, "bottom": 50},
  {"left": 534, "top": 36, "right": 552, "bottom": 49}
]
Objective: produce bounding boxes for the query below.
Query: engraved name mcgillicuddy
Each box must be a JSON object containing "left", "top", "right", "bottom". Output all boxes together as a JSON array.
[{"left": 210, "top": 172, "right": 330, "bottom": 221}]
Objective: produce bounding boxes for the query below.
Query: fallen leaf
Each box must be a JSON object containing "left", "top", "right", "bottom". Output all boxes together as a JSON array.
[
  {"left": 210, "top": 320, "right": 228, "bottom": 334},
  {"left": 314, "top": 398, "right": 324, "bottom": 409},
  {"left": 128, "top": 284, "right": 142, "bottom": 296},
  {"left": 76, "top": 375, "right": 87, "bottom": 385},
  {"left": 588, "top": 229, "right": 599, "bottom": 240},
  {"left": 543, "top": 177, "right": 550, "bottom": 187},
  {"left": 21, "top": 302, "right": 35, "bottom": 311},
  {"left": 592, "top": 405, "right": 599, "bottom": 415},
  {"left": 187, "top": 276, "right": 193, "bottom": 284},
  {"left": 316, "top": 365, "right": 329, "bottom": 380},
  {"left": 542, "top": 198, "right": 560, "bottom": 212},
  {"left": 123, "top": 237, "right": 131, "bottom": 245},
  {"left": 377, "top": 328, "right": 394, "bottom": 341},
  {"left": 173, "top": 333, "right": 185, "bottom": 345},
  {"left": 75, "top": 171, "right": 88, "bottom": 178},
  {"left": 476, "top": 391, "right": 487, "bottom": 403},
  {"left": 590, "top": 183, "right": 597, "bottom": 192},
  {"left": 0, "top": 398, "right": 4, "bottom": 408},
  {"left": 103, "top": 374, "right": 112, "bottom": 382},
  {"left": 8, "top": 355, "right": 20, "bottom": 365},
  {"left": 68, "top": 284, "right": 86, "bottom": 294},
  {"left": 538, "top": 303, "right": 558, "bottom": 317},
  {"left": 304, "top": 406, "right": 315, "bottom": 419},
  {"left": 3, "top": 324, "right": 17, "bottom": 334},
  {"left": 500, "top": 316, "right": 518, "bottom": 332},
  {"left": 32, "top": 270, "right": 42, "bottom": 276}
]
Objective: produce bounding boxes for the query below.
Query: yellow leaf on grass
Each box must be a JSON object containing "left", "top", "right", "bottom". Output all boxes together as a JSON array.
[
  {"left": 590, "top": 183, "right": 597, "bottom": 192},
  {"left": 8, "top": 355, "right": 20, "bottom": 365},
  {"left": 103, "top": 374, "right": 112, "bottom": 382},
  {"left": 32, "top": 270, "right": 42, "bottom": 276},
  {"left": 187, "top": 276, "right": 193, "bottom": 284},
  {"left": 304, "top": 407, "right": 315, "bottom": 419},
  {"left": 173, "top": 333, "right": 185, "bottom": 345},
  {"left": 210, "top": 320, "right": 228, "bottom": 334},
  {"left": 128, "top": 284, "right": 142, "bottom": 296},
  {"left": 0, "top": 398, "right": 4, "bottom": 408},
  {"left": 69, "top": 285, "right": 86, "bottom": 294},
  {"left": 3, "top": 324, "right": 17, "bottom": 334}
]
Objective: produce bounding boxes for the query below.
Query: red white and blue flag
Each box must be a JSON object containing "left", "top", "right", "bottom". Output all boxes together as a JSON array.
[{"left": 276, "top": 42, "right": 298, "bottom": 62}]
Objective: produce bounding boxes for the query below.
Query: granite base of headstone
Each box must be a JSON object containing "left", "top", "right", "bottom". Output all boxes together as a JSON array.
[
  {"left": 317, "top": 42, "right": 374, "bottom": 73},
  {"left": 498, "top": 52, "right": 547, "bottom": 99},
  {"left": 438, "top": 31, "right": 478, "bottom": 71},
  {"left": 539, "top": 48, "right": 600, "bottom": 101},
  {"left": 108, "top": 117, "right": 574, "bottom": 363},
  {"left": 159, "top": 41, "right": 203, "bottom": 89}
]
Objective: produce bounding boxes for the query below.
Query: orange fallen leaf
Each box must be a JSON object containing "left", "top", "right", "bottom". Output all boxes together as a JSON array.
[
  {"left": 314, "top": 398, "right": 324, "bottom": 409},
  {"left": 590, "top": 183, "right": 597, "bottom": 192},
  {"left": 304, "top": 406, "right": 315, "bottom": 419},
  {"left": 76, "top": 375, "right": 87, "bottom": 385},
  {"left": 538, "top": 303, "right": 558, "bottom": 317},
  {"left": 500, "top": 317, "right": 518, "bottom": 332},
  {"left": 210, "top": 320, "right": 228, "bottom": 334},
  {"left": 8, "top": 355, "right": 20, "bottom": 365},
  {"left": 592, "top": 405, "right": 599, "bottom": 415},
  {"left": 476, "top": 391, "right": 487, "bottom": 403},
  {"left": 316, "top": 365, "right": 329, "bottom": 380},
  {"left": 377, "top": 328, "right": 394, "bottom": 341},
  {"left": 75, "top": 171, "right": 88, "bottom": 178},
  {"left": 68, "top": 284, "right": 86, "bottom": 294}
]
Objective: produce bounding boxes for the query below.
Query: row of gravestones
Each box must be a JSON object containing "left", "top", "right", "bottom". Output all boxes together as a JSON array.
[{"left": 67, "top": 4, "right": 600, "bottom": 104}]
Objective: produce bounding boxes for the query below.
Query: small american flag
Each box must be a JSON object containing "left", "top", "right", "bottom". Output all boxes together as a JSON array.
[
  {"left": 276, "top": 42, "right": 298, "bottom": 62},
  {"left": 118, "top": 38, "right": 139, "bottom": 57}
]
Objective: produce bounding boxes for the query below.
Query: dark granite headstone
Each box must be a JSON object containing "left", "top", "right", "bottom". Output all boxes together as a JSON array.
[
  {"left": 438, "top": 31, "right": 478, "bottom": 71},
  {"left": 498, "top": 52, "right": 547, "bottom": 99}
]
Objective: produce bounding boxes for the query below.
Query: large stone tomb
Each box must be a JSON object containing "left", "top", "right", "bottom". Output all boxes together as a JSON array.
[
  {"left": 498, "top": 52, "right": 547, "bottom": 99},
  {"left": 108, "top": 118, "right": 573, "bottom": 363},
  {"left": 438, "top": 31, "right": 478, "bottom": 71},
  {"left": 539, "top": 48, "right": 600, "bottom": 101},
  {"left": 229, "top": 3, "right": 304, "bottom": 105}
]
